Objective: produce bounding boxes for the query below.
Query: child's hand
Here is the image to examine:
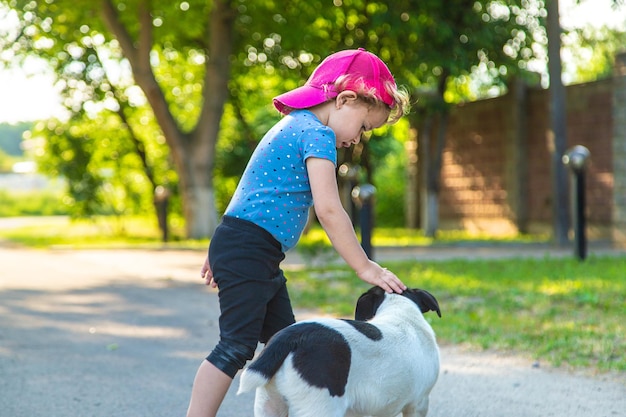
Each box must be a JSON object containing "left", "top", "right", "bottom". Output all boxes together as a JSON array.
[
  {"left": 200, "top": 257, "right": 217, "bottom": 288},
  {"left": 357, "top": 260, "right": 406, "bottom": 294}
]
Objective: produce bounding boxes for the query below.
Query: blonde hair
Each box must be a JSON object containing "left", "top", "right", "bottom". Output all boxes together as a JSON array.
[{"left": 334, "top": 75, "right": 411, "bottom": 124}]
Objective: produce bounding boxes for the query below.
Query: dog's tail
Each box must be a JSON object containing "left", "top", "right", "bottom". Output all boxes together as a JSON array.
[
  {"left": 237, "top": 325, "right": 301, "bottom": 394},
  {"left": 237, "top": 367, "right": 270, "bottom": 394}
]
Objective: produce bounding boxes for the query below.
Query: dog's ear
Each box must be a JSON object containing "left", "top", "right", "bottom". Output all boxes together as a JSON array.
[
  {"left": 355, "top": 286, "right": 386, "bottom": 321},
  {"left": 405, "top": 289, "right": 442, "bottom": 318}
]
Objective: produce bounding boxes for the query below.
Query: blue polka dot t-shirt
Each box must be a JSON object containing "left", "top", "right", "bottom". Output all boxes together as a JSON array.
[{"left": 225, "top": 110, "right": 337, "bottom": 251}]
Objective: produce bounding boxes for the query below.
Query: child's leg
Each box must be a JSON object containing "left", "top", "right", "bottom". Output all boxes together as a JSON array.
[{"left": 186, "top": 360, "right": 233, "bottom": 417}]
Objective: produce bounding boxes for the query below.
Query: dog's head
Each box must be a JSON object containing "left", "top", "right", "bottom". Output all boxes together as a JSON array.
[{"left": 354, "top": 286, "right": 441, "bottom": 321}]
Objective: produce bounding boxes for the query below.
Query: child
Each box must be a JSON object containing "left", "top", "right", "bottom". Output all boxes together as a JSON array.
[{"left": 186, "top": 48, "right": 411, "bottom": 417}]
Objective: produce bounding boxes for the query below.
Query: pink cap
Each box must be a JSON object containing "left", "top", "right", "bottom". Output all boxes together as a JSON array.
[{"left": 273, "top": 48, "right": 396, "bottom": 114}]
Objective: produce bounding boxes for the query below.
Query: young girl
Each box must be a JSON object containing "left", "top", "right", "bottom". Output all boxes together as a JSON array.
[{"left": 187, "top": 48, "right": 411, "bottom": 417}]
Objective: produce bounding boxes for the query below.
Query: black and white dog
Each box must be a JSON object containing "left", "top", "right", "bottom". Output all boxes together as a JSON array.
[{"left": 237, "top": 286, "right": 442, "bottom": 417}]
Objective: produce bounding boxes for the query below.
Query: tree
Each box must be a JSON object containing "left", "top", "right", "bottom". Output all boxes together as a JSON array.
[
  {"left": 546, "top": 0, "right": 569, "bottom": 246},
  {"left": 562, "top": 26, "right": 626, "bottom": 84},
  {"left": 0, "top": 0, "right": 357, "bottom": 238},
  {"left": 1, "top": 0, "right": 237, "bottom": 237}
]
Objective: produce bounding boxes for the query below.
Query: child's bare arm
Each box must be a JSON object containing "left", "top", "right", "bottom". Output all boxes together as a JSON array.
[{"left": 306, "top": 157, "right": 406, "bottom": 293}]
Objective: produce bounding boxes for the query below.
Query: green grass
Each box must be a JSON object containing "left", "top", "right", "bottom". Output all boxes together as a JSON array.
[
  {"left": 294, "top": 226, "right": 550, "bottom": 265},
  {"left": 1, "top": 215, "right": 623, "bottom": 373},
  {"left": 299, "top": 225, "right": 549, "bottom": 247},
  {"left": 285, "top": 256, "right": 626, "bottom": 373},
  {"left": 0, "top": 217, "right": 545, "bottom": 250},
  {"left": 0, "top": 190, "right": 69, "bottom": 216},
  {"left": 0, "top": 215, "right": 209, "bottom": 249}
]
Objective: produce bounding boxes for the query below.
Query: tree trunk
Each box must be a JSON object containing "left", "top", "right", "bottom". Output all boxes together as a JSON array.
[
  {"left": 407, "top": 108, "right": 448, "bottom": 236},
  {"left": 419, "top": 108, "right": 449, "bottom": 238},
  {"left": 426, "top": 109, "right": 449, "bottom": 237},
  {"left": 185, "top": 0, "right": 235, "bottom": 238},
  {"left": 413, "top": 71, "right": 450, "bottom": 238},
  {"left": 423, "top": 191, "right": 439, "bottom": 237},
  {"left": 418, "top": 113, "right": 434, "bottom": 236},
  {"left": 102, "top": 0, "right": 235, "bottom": 238},
  {"left": 547, "top": 0, "right": 570, "bottom": 246}
]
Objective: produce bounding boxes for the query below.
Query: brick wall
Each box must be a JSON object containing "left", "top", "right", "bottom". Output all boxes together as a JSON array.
[
  {"left": 438, "top": 71, "right": 619, "bottom": 238},
  {"left": 440, "top": 96, "right": 513, "bottom": 233}
]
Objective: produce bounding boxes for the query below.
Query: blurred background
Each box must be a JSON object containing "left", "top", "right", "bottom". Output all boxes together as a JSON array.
[{"left": 1, "top": 0, "right": 625, "bottom": 249}]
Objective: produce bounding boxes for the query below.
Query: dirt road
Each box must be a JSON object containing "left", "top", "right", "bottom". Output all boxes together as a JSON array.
[{"left": 1, "top": 246, "right": 624, "bottom": 417}]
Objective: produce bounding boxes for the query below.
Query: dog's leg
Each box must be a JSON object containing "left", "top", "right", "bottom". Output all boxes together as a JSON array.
[{"left": 253, "top": 384, "right": 288, "bottom": 417}]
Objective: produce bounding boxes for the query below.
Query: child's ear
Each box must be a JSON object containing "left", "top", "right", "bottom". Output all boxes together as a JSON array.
[{"left": 336, "top": 91, "right": 358, "bottom": 108}]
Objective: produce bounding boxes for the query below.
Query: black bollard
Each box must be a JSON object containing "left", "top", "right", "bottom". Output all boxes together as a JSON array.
[
  {"left": 154, "top": 185, "right": 170, "bottom": 243},
  {"left": 573, "top": 169, "right": 586, "bottom": 260},
  {"left": 562, "top": 146, "right": 590, "bottom": 260},
  {"left": 351, "top": 184, "right": 376, "bottom": 260}
]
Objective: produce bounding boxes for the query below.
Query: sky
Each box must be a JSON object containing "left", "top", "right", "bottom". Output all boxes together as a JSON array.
[{"left": 0, "top": 0, "right": 624, "bottom": 124}]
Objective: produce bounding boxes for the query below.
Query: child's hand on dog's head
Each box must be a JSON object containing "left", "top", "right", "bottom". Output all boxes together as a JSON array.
[{"left": 357, "top": 260, "right": 406, "bottom": 294}]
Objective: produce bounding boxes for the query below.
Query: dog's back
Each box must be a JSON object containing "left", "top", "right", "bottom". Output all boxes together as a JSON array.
[
  {"left": 238, "top": 287, "right": 441, "bottom": 417},
  {"left": 237, "top": 320, "right": 354, "bottom": 397}
]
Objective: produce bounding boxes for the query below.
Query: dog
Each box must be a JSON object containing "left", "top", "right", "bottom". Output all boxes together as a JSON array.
[{"left": 237, "top": 286, "right": 442, "bottom": 417}]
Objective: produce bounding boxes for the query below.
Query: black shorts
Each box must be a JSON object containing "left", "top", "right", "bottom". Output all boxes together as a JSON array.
[{"left": 208, "top": 216, "right": 296, "bottom": 352}]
